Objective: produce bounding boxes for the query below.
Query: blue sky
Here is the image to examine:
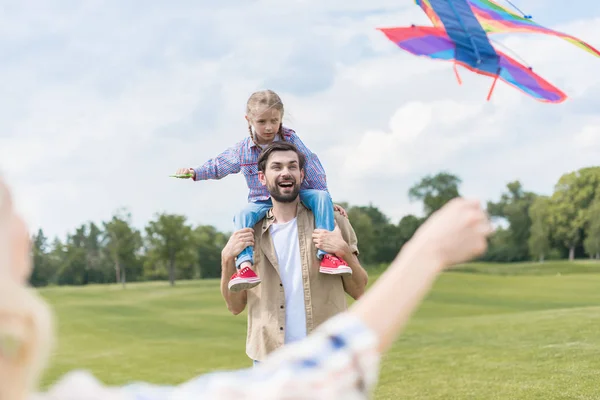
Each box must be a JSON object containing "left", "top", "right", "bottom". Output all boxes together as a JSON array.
[{"left": 1, "top": 0, "right": 599, "bottom": 241}]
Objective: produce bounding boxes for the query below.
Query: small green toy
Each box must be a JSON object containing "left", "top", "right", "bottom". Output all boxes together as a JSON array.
[{"left": 169, "top": 173, "right": 193, "bottom": 179}]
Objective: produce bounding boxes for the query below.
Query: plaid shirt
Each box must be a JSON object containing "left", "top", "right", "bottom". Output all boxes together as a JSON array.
[
  {"left": 37, "top": 313, "right": 381, "bottom": 399},
  {"left": 192, "top": 127, "right": 329, "bottom": 202}
]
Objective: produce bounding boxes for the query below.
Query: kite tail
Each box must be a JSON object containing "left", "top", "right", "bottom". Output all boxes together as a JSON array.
[
  {"left": 486, "top": 68, "right": 501, "bottom": 101},
  {"left": 453, "top": 63, "right": 463, "bottom": 84}
]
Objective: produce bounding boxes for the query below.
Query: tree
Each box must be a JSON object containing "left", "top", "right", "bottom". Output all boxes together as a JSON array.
[
  {"left": 483, "top": 227, "right": 523, "bottom": 262},
  {"left": 103, "top": 208, "right": 143, "bottom": 288},
  {"left": 347, "top": 207, "right": 376, "bottom": 264},
  {"left": 30, "top": 229, "right": 55, "bottom": 287},
  {"left": 488, "top": 181, "right": 538, "bottom": 261},
  {"left": 528, "top": 196, "right": 551, "bottom": 262},
  {"left": 549, "top": 167, "right": 600, "bottom": 260},
  {"left": 409, "top": 172, "right": 462, "bottom": 216},
  {"left": 351, "top": 204, "right": 400, "bottom": 264},
  {"left": 583, "top": 196, "right": 600, "bottom": 259},
  {"left": 56, "top": 226, "right": 88, "bottom": 285},
  {"left": 397, "top": 215, "right": 421, "bottom": 244},
  {"left": 84, "top": 222, "right": 108, "bottom": 284},
  {"left": 194, "top": 225, "right": 229, "bottom": 279},
  {"left": 145, "top": 213, "right": 196, "bottom": 286}
]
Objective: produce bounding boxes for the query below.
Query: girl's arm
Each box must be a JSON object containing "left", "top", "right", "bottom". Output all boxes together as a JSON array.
[
  {"left": 287, "top": 130, "right": 328, "bottom": 192},
  {"left": 191, "top": 145, "right": 241, "bottom": 181}
]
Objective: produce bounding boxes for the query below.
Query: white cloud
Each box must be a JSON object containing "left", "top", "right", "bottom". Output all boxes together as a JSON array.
[
  {"left": 574, "top": 124, "right": 600, "bottom": 148},
  {"left": 1, "top": 1, "right": 599, "bottom": 241}
]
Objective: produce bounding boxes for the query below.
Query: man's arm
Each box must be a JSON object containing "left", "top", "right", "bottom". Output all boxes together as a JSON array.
[
  {"left": 219, "top": 228, "right": 255, "bottom": 315},
  {"left": 220, "top": 254, "right": 247, "bottom": 315},
  {"left": 312, "top": 213, "right": 368, "bottom": 300},
  {"left": 334, "top": 212, "right": 368, "bottom": 299},
  {"left": 340, "top": 251, "right": 368, "bottom": 300}
]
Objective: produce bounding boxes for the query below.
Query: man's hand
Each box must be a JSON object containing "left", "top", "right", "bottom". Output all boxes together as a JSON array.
[
  {"left": 333, "top": 204, "right": 348, "bottom": 218},
  {"left": 174, "top": 167, "right": 195, "bottom": 179},
  {"left": 222, "top": 228, "right": 255, "bottom": 261},
  {"left": 312, "top": 225, "right": 350, "bottom": 259}
]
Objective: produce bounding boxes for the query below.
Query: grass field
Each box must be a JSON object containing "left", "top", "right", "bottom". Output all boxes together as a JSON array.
[{"left": 37, "top": 261, "right": 600, "bottom": 399}]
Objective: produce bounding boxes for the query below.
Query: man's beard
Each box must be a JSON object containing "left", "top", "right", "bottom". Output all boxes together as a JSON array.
[{"left": 267, "top": 177, "right": 301, "bottom": 203}]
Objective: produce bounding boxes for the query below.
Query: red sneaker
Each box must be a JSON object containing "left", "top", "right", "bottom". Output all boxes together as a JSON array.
[
  {"left": 319, "top": 254, "right": 352, "bottom": 275},
  {"left": 228, "top": 266, "right": 261, "bottom": 292}
]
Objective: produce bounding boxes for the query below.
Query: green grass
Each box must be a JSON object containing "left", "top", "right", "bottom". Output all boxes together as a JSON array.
[
  {"left": 450, "top": 260, "right": 600, "bottom": 276},
  {"left": 37, "top": 261, "right": 600, "bottom": 399}
]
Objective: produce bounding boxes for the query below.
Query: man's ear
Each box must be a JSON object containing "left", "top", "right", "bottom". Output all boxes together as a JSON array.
[
  {"left": 300, "top": 169, "right": 305, "bottom": 183},
  {"left": 258, "top": 171, "right": 266, "bottom": 186}
]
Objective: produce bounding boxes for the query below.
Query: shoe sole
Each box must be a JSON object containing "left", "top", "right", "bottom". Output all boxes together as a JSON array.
[
  {"left": 228, "top": 278, "right": 261, "bottom": 292},
  {"left": 319, "top": 266, "right": 353, "bottom": 275}
]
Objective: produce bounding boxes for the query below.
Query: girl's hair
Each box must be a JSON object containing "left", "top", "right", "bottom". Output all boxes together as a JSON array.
[
  {"left": 246, "top": 90, "right": 285, "bottom": 146},
  {"left": 0, "top": 281, "right": 53, "bottom": 400},
  {"left": 0, "top": 179, "right": 53, "bottom": 400}
]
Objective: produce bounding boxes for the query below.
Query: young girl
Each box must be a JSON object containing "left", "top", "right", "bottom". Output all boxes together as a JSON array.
[{"left": 175, "top": 89, "right": 351, "bottom": 292}]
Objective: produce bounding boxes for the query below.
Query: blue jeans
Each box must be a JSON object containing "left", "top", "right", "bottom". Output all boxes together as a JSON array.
[{"left": 233, "top": 189, "right": 335, "bottom": 268}]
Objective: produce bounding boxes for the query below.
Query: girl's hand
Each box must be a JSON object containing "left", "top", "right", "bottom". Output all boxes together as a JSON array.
[
  {"left": 174, "top": 168, "right": 195, "bottom": 179},
  {"left": 333, "top": 204, "right": 348, "bottom": 218}
]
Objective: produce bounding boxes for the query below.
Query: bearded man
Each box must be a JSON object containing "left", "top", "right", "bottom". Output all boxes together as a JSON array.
[{"left": 219, "top": 141, "right": 369, "bottom": 365}]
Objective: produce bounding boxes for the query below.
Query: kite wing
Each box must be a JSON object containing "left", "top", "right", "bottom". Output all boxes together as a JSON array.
[
  {"left": 378, "top": 26, "right": 566, "bottom": 103},
  {"left": 496, "top": 49, "right": 566, "bottom": 103},
  {"left": 416, "top": 0, "right": 444, "bottom": 27},
  {"left": 467, "top": 0, "right": 600, "bottom": 58},
  {"left": 415, "top": 0, "right": 501, "bottom": 74},
  {"left": 417, "top": 0, "right": 600, "bottom": 58}
]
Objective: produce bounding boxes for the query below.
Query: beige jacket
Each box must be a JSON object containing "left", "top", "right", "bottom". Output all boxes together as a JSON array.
[{"left": 245, "top": 203, "right": 359, "bottom": 361}]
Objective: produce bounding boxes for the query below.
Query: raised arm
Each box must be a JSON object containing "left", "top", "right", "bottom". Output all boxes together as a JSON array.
[
  {"left": 184, "top": 144, "right": 242, "bottom": 181},
  {"left": 27, "top": 194, "right": 491, "bottom": 399},
  {"left": 136, "top": 198, "right": 492, "bottom": 399}
]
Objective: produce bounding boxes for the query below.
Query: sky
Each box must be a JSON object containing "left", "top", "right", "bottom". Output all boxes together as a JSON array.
[{"left": 1, "top": 0, "right": 599, "bottom": 241}]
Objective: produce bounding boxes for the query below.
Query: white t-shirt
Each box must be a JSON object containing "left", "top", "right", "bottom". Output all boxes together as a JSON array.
[{"left": 269, "top": 217, "right": 307, "bottom": 344}]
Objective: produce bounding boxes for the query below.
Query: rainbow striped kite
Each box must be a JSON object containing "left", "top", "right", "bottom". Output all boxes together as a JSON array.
[{"left": 378, "top": 0, "right": 600, "bottom": 103}]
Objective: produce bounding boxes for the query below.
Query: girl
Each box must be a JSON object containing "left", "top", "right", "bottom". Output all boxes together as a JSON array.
[{"left": 175, "top": 90, "right": 352, "bottom": 292}]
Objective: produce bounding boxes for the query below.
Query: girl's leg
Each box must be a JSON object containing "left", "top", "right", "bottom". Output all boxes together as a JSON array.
[
  {"left": 299, "top": 190, "right": 334, "bottom": 260},
  {"left": 232, "top": 199, "right": 273, "bottom": 269},
  {"left": 300, "top": 189, "right": 352, "bottom": 275}
]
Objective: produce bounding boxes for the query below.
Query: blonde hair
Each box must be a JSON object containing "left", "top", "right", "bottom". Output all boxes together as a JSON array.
[
  {"left": 245, "top": 89, "right": 285, "bottom": 146},
  {"left": 0, "top": 178, "right": 54, "bottom": 400},
  {"left": 0, "top": 282, "right": 54, "bottom": 400}
]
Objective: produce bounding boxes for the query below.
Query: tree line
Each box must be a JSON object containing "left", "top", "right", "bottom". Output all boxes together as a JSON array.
[{"left": 29, "top": 166, "right": 600, "bottom": 288}]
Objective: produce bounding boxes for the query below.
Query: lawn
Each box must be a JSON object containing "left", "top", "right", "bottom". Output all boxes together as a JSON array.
[{"left": 37, "top": 261, "right": 600, "bottom": 399}]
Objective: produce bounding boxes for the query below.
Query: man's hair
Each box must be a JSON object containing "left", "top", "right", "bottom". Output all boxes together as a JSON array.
[{"left": 257, "top": 141, "right": 306, "bottom": 173}]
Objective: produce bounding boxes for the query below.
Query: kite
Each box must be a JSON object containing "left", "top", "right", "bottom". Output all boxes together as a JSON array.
[{"left": 377, "top": 0, "right": 600, "bottom": 103}]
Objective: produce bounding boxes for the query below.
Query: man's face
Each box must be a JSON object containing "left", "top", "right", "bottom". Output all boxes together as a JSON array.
[{"left": 259, "top": 150, "right": 304, "bottom": 203}]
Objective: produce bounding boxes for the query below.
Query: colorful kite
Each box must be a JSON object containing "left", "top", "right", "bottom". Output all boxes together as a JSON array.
[{"left": 378, "top": 0, "right": 600, "bottom": 103}]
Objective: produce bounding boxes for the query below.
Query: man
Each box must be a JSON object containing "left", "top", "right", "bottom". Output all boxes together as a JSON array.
[
  {"left": 1, "top": 174, "right": 493, "bottom": 399},
  {"left": 219, "top": 141, "right": 369, "bottom": 363}
]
